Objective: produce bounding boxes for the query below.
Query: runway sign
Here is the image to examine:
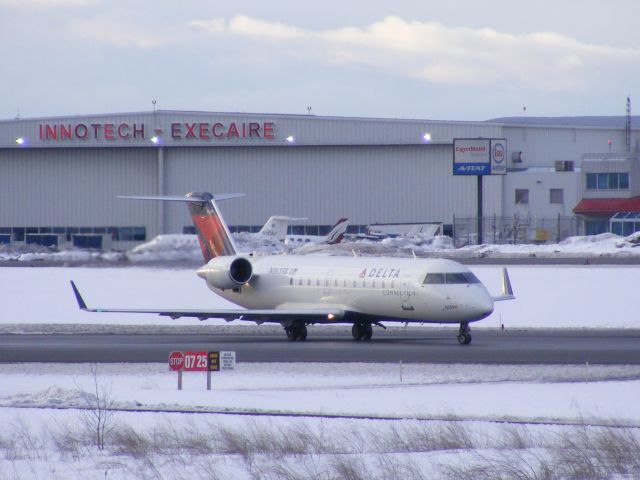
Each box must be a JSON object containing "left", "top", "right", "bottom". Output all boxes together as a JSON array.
[{"left": 168, "top": 351, "right": 184, "bottom": 371}]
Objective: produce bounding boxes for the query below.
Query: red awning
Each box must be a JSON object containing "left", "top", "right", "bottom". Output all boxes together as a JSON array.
[{"left": 573, "top": 196, "right": 640, "bottom": 215}]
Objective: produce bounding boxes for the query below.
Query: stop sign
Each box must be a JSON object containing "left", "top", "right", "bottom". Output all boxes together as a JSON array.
[{"left": 168, "top": 351, "right": 185, "bottom": 371}]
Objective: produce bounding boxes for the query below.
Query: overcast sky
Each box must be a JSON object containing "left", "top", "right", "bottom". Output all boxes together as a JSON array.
[{"left": 1, "top": 0, "right": 639, "bottom": 121}]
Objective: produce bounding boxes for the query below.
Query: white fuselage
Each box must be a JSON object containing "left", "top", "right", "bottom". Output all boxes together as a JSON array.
[{"left": 202, "top": 255, "right": 494, "bottom": 324}]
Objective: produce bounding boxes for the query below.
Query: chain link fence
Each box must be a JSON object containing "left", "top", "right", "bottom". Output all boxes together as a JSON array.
[{"left": 453, "top": 214, "right": 582, "bottom": 246}]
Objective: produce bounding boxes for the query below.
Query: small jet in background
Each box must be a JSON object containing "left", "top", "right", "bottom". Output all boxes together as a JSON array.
[
  {"left": 285, "top": 218, "right": 349, "bottom": 246},
  {"left": 248, "top": 215, "right": 308, "bottom": 243}
]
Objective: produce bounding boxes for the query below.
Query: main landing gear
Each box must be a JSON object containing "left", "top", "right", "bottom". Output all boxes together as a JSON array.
[
  {"left": 352, "top": 322, "right": 373, "bottom": 341},
  {"left": 285, "top": 321, "right": 307, "bottom": 341},
  {"left": 457, "top": 322, "right": 472, "bottom": 345}
]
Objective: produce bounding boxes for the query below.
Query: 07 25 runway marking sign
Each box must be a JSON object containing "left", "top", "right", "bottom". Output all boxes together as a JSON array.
[{"left": 168, "top": 351, "right": 208, "bottom": 371}]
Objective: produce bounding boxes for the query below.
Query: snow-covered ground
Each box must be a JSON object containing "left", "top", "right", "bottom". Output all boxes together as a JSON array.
[
  {"left": 2, "top": 253, "right": 640, "bottom": 477},
  {"left": 0, "top": 264, "right": 637, "bottom": 329},
  {"left": 1, "top": 362, "right": 640, "bottom": 479}
]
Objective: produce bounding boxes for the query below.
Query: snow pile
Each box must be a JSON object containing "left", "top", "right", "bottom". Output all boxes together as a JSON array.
[
  {"left": 5, "top": 230, "right": 640, "bottom": 264},
  {"left": 126, "top": 234, "right": 202, "bottom": 262}
]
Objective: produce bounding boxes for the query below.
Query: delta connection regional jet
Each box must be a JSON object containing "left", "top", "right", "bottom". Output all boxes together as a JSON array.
[{"left": 71, "top": 192, "right": 515, "bottom": 344}]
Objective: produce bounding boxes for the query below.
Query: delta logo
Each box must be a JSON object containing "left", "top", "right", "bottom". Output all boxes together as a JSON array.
[{"left": 358, "top": 268, "right": 401, "bottom": 279}]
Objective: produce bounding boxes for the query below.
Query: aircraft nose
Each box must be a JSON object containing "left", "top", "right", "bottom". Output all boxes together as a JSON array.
[{"left": 469, "top": 293, "right": 494, "bottom": 319}]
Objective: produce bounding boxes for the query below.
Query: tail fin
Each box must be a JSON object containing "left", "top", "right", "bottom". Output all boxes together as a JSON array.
[
  {"left": 325, "top": 218, "right": 349, "bottom": 245},
  {"left": 186, "top": 192, "right": 237, "bottom": 261},
  {"left": 118, "top": 192, "right": 241, "bottom": 262},
  {"left": 258, "top": 216, "right": 308, "bottom": 241}
]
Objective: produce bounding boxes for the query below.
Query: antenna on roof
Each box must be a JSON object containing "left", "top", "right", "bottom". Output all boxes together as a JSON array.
[{"left": 626, "top": 96, "right": 631, "bottom": 155}]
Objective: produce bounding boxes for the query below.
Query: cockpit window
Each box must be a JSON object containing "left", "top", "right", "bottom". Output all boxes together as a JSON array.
[
  {"left": 464, "top": 272, "right": 481, "bottom": 284},
  {"left": 445, "top": 273, "right": 468, "bottom": 284},
  {"left": 424, "top": 272, "right": 481, "bottom": 284},
  {"left": 423, "top": 273, "right": 445, "bottom": 284}
]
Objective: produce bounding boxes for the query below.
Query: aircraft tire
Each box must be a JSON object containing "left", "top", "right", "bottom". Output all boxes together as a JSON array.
[
  {"left": 298, "top": 326, "right": 307, "bottom": 341},
  {"left": 465, "top": 333, "right": 472, "bottom": 345},
  {"left": 285, "top": 327, "right": 295, "bottom": 341},
  {"left": 352, "top": 323, "right": 363, "bottom": 341},
  {"left": 457, "top": 333, "right": 472, "bottom": 345},
  {"left": 362, "top": 324, "right": 373, "bottom": 341}
]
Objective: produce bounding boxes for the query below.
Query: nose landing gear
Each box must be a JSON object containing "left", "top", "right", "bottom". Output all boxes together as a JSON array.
[{"left": 457, "top": 322, "right": 472, "bottom": 345}]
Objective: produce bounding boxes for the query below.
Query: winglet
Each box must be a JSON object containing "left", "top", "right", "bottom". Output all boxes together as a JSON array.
[
  {"left": 501, "top": 267, "right": 514, "bottom": 296},
  {"left": 70, "top": 281, "right": 88, "bottom": 310}
]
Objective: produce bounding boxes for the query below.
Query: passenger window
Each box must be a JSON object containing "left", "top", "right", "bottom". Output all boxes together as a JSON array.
[
  {"left": 423, "top": 273, "right": 445, "bottom": 284},
  {"left": 290, "top": 278, "right": 293, "bottom": 285}
]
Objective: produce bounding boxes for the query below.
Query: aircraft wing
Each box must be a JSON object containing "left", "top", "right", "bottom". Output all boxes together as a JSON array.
[
  {"left": 70, "top": 281, "right": 346, "bottom": 324},
  {"left": 491, "top": 267, "right": 515, "bottom": 302}
]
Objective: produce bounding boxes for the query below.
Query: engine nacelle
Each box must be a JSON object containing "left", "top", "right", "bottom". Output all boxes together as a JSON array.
[{"left": 198, "top": 256, "right": 253, "bottom": 290}]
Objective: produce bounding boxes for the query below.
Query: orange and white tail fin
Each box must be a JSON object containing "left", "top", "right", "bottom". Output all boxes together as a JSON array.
[{"left": 118, "top": 192, "right": 242, "bottom": 262}]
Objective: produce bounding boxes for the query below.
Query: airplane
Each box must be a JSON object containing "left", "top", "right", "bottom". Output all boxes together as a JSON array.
[
  {"left": 237, "top": 215, "right": 308, "bottom": 243},
  {"left": 285, "top": 217, "right": 349, "bottom": 246},
  {"left": 70, "top": 192, "right": 515, "bottom": 344}
]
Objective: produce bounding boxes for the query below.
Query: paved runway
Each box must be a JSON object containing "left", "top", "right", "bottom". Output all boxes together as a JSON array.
[{"left": 1, "top": 328, "right": 639, "bottom": 364}]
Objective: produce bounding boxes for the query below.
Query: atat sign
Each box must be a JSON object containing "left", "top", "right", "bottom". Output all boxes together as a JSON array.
[{"left": 453, "top": 138, "right": 507, "bottom": 175}]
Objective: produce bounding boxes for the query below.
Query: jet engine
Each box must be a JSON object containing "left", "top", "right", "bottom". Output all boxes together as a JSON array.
[{"left": 198, "top": 256, "right": 253, "bottom": 290}]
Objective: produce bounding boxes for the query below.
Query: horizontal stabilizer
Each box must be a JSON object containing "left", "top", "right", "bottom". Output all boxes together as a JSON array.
[{"left": 117, "top": 193, "right": 244, "bottom": 203}]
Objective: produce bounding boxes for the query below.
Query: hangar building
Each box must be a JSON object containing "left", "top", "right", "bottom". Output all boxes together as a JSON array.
[{"left": 0, "top": 110, "right": 637, "bottom": 248}]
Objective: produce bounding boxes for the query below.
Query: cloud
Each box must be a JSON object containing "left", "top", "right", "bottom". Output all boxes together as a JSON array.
[
  {"left": 67, "top": 17, "right": 166, "bottom": 48},
  {"left": 0, "top": 0, "right": 97, "bottom": 8},
  {"left": 190, "top": 15, "right": 640, "bottom": 92}
]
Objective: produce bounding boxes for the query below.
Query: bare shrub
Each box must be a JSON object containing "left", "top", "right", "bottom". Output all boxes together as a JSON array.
[
  {"left": 376, "top": 454, "right": 427, "bottom": 480},
  {"left": 553, "top": 425, "right": 640, "bottom": 479},
  {"left": 498, "top": 425, "right": 539, "bottom": 450},
  {"left": 6, "top": 419, "right": 48, "bottom": 461},
  {"left": 77, "top": 364, "right": 118, "bottom": 450},
  {"left": 374, "top": 421, "right": 475, "bottom": 454},
  {"left": 442, "top": 449, "right": 556, "bottom": 480},
  {"left": 592, "top": 427, "right": 640, "bottom": 474},
  {"left": 330, "top": 455, "right": 372, "bottom": 480},
  {"left": 110, "top": 424, "right": 151, "bottom": 459},
  {"left": 48, "top": 421, "right": 88, "bottom": 460}
]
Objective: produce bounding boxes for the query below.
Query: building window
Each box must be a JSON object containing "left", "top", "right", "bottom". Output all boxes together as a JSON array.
[
  {"left": 610, "top": 212, "right": 640, "bottom": 237},
  {"left": 586, "top": 173, "right": 629, "bottom": 190},
  {"left": 515, "top": 189, "right": 529, "bottom": 205},
  {"left": 585, "top": 221, "right": 608, "bottom": 236},
  {"left": 550, "top": 189, "right": 563, "bottom": 204}
]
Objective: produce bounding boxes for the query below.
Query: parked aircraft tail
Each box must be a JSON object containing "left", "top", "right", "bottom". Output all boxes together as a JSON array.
[
  {"left": 258, "top": 216, "right": 308, "bottom": 241},
  {"left": 325, "top": 218, "right": 349, "bottom": 245},
  {"left": 118, "top": 192, "right": 242, "bottom": 262}
]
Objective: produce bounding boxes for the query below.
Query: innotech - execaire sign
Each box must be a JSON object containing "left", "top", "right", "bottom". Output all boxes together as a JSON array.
[{"left": 453, "top": 138, "right": 507, "bottom": 175}]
